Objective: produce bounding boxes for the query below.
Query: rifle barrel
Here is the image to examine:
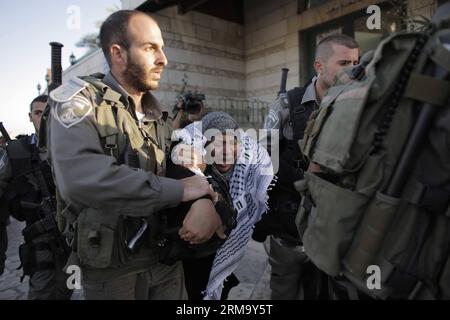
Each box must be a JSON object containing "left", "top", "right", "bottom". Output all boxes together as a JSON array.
[
  {"left": 49, "top": 42, "right": 64, "bottom": 93},
  {"left": 278, "top": 68, "right": 289, "bottom": 96},
  {"left": 0, "top": 122, "right": 11, "bottom": 142}
]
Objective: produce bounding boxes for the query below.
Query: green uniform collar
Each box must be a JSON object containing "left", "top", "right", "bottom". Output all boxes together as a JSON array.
[{"left": 301, "top": 76, "right": 319, "bottom": 106}]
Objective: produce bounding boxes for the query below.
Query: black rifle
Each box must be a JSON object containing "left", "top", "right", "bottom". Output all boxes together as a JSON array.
[
  {"left": 33, "top": 165, "right": 71, "bottom": 258},
  {"left": 44, "top": 41, "right": 70, "bottom": 256},
  {"left": 0, "top": 122, "right": 11, "bottom": 143},
  {"left": 39, "top": 42, "right": 63, "bottom": 148},
  {"left": 48, "top": 42, "right": 63, "bottom": 93},
  {"left": 278, "top": 68, "right": 289, "bottom": 96}
]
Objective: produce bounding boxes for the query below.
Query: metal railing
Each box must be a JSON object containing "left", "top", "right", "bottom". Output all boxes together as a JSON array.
[{"left": 205, "top": 98, "right": 269, "bottom": 129}]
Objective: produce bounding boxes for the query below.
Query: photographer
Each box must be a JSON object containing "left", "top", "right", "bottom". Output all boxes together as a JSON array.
[{"left": 172, "top": 92, "right": 206, "bottom": 129}]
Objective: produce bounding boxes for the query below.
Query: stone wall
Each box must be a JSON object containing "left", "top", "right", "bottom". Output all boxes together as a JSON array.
[
  {"left": 152, "top": 6, "right": 246, "bottom": 110},
  {"left": 244, "top": 0, "right": 296, "bottom": 102},
  {"left": 62, "top": 0, "right": 439, "bottom": 107},
  {"left": 244, "top": 0, "right": 393, "bottom": 101}
]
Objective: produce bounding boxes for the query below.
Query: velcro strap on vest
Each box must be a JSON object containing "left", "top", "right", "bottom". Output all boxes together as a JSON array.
[
  {"left": 22, "top": 216, "right": 58, "bottom": 242},
  {"left": 404, "top": 74, "right": 450, "bottom": 107},
  {"left": 104, "top": 135, "right": 118, "bottom": 158},
  {"left": 404, "top": 180, "right": 450, "bottom": 215}
]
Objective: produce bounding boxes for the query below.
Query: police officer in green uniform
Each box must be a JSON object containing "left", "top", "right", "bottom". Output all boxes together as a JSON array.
[
  {"left": 257, "top": 35, "right": 360, "bottom": 299},
  {"left": 0, "top": 95, "right": 72, "bottom": 300},
  {"left": 47, "top": 10, "right": 223, "bottom": 300}
]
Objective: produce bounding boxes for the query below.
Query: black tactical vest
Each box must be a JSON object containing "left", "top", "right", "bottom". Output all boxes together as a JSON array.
[{"left": 4, "top": 135, "right": 55, "bottom": 225}]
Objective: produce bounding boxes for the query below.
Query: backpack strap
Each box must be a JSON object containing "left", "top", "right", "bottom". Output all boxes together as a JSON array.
[
  {"left": 404, "top": 74, "right": 450, "bottom": 107},
  {"left": 81, "top": 75, "right": 125, "bottom": 163},
  {"left": 286, "top": 86, "right": 310, "bottom": 141},
  {"left": 404, "top": 180, "right": 450, "bottom": 216}
]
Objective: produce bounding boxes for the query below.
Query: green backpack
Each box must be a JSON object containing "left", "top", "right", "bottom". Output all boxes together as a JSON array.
[{"left": 296, "top": 6, "right": 450, "bottom": 299}]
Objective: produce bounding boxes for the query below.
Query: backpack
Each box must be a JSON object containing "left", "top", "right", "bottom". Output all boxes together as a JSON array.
[{"left": 296, "top": 5, "right": 450, "bottom": 299}]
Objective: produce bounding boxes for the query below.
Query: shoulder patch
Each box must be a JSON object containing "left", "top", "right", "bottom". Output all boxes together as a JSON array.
[
  {"left": 50, "top": 76, "right": 88, "bottom": 103},
  {"left": 264, "top": 109, "right": 280, "bottom": 130},
  {"left": 52, "top": 95, "right": 92, "bottom": 128}
]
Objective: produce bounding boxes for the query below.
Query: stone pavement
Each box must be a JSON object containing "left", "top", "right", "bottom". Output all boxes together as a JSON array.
[
  {"left": 0, "top": 218, "right": 271, "bottom": 300},
  {"left": 228, "top": 239, "right": 271, "bottom": 300},
  {"left": 0, "top": 219, "right": 28, "bottom": 300}
]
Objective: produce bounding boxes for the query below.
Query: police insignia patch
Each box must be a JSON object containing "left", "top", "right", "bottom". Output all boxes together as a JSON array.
[
  {"left": 265, "top": 109, "right": 279, "bottom": 129},
  {"left": 53, "top": 95, "right": 92, "bottom": 128}
]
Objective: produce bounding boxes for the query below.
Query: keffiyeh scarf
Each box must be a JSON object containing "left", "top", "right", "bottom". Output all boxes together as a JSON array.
[{"left": 176, "top": 123, "right": 274, "bottom": 300}]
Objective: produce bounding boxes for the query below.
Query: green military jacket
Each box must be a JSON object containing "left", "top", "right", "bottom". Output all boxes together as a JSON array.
[{"left": 48, "top": 72, "right": 183, "bottom": 280}]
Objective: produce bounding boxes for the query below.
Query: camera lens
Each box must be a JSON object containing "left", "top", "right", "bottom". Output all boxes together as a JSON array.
[{"left": 185, "top": 100, "right": 202, "bottom": 114}]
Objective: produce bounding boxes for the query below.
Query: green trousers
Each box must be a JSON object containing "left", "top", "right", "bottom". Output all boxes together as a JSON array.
[{"left": 82, "top": 261, "right": 187, "bottom": 300}]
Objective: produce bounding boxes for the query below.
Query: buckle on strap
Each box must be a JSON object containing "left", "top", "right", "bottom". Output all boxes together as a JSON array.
[
  {"left": 405, "top": 180, "right": 450, "bottom": 214},
  {"left": 104, "top": 135, "right": 118, "bottom": 157}
]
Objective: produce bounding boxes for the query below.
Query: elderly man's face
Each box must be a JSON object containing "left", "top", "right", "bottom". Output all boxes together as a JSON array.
[{"left": 209, "top": 134, "right": 240, "bottom": 173}]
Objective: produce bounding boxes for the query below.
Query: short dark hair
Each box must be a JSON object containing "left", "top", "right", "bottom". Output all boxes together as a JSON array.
[
  {"left": 29, "top": 95, "right": 48, "bottom": 112},
  {"left": 99, "top": 10, "right": 154, "bottom": 66},
  {"left": 315, "top": 34, "right": 359, "bottom": 61}
]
